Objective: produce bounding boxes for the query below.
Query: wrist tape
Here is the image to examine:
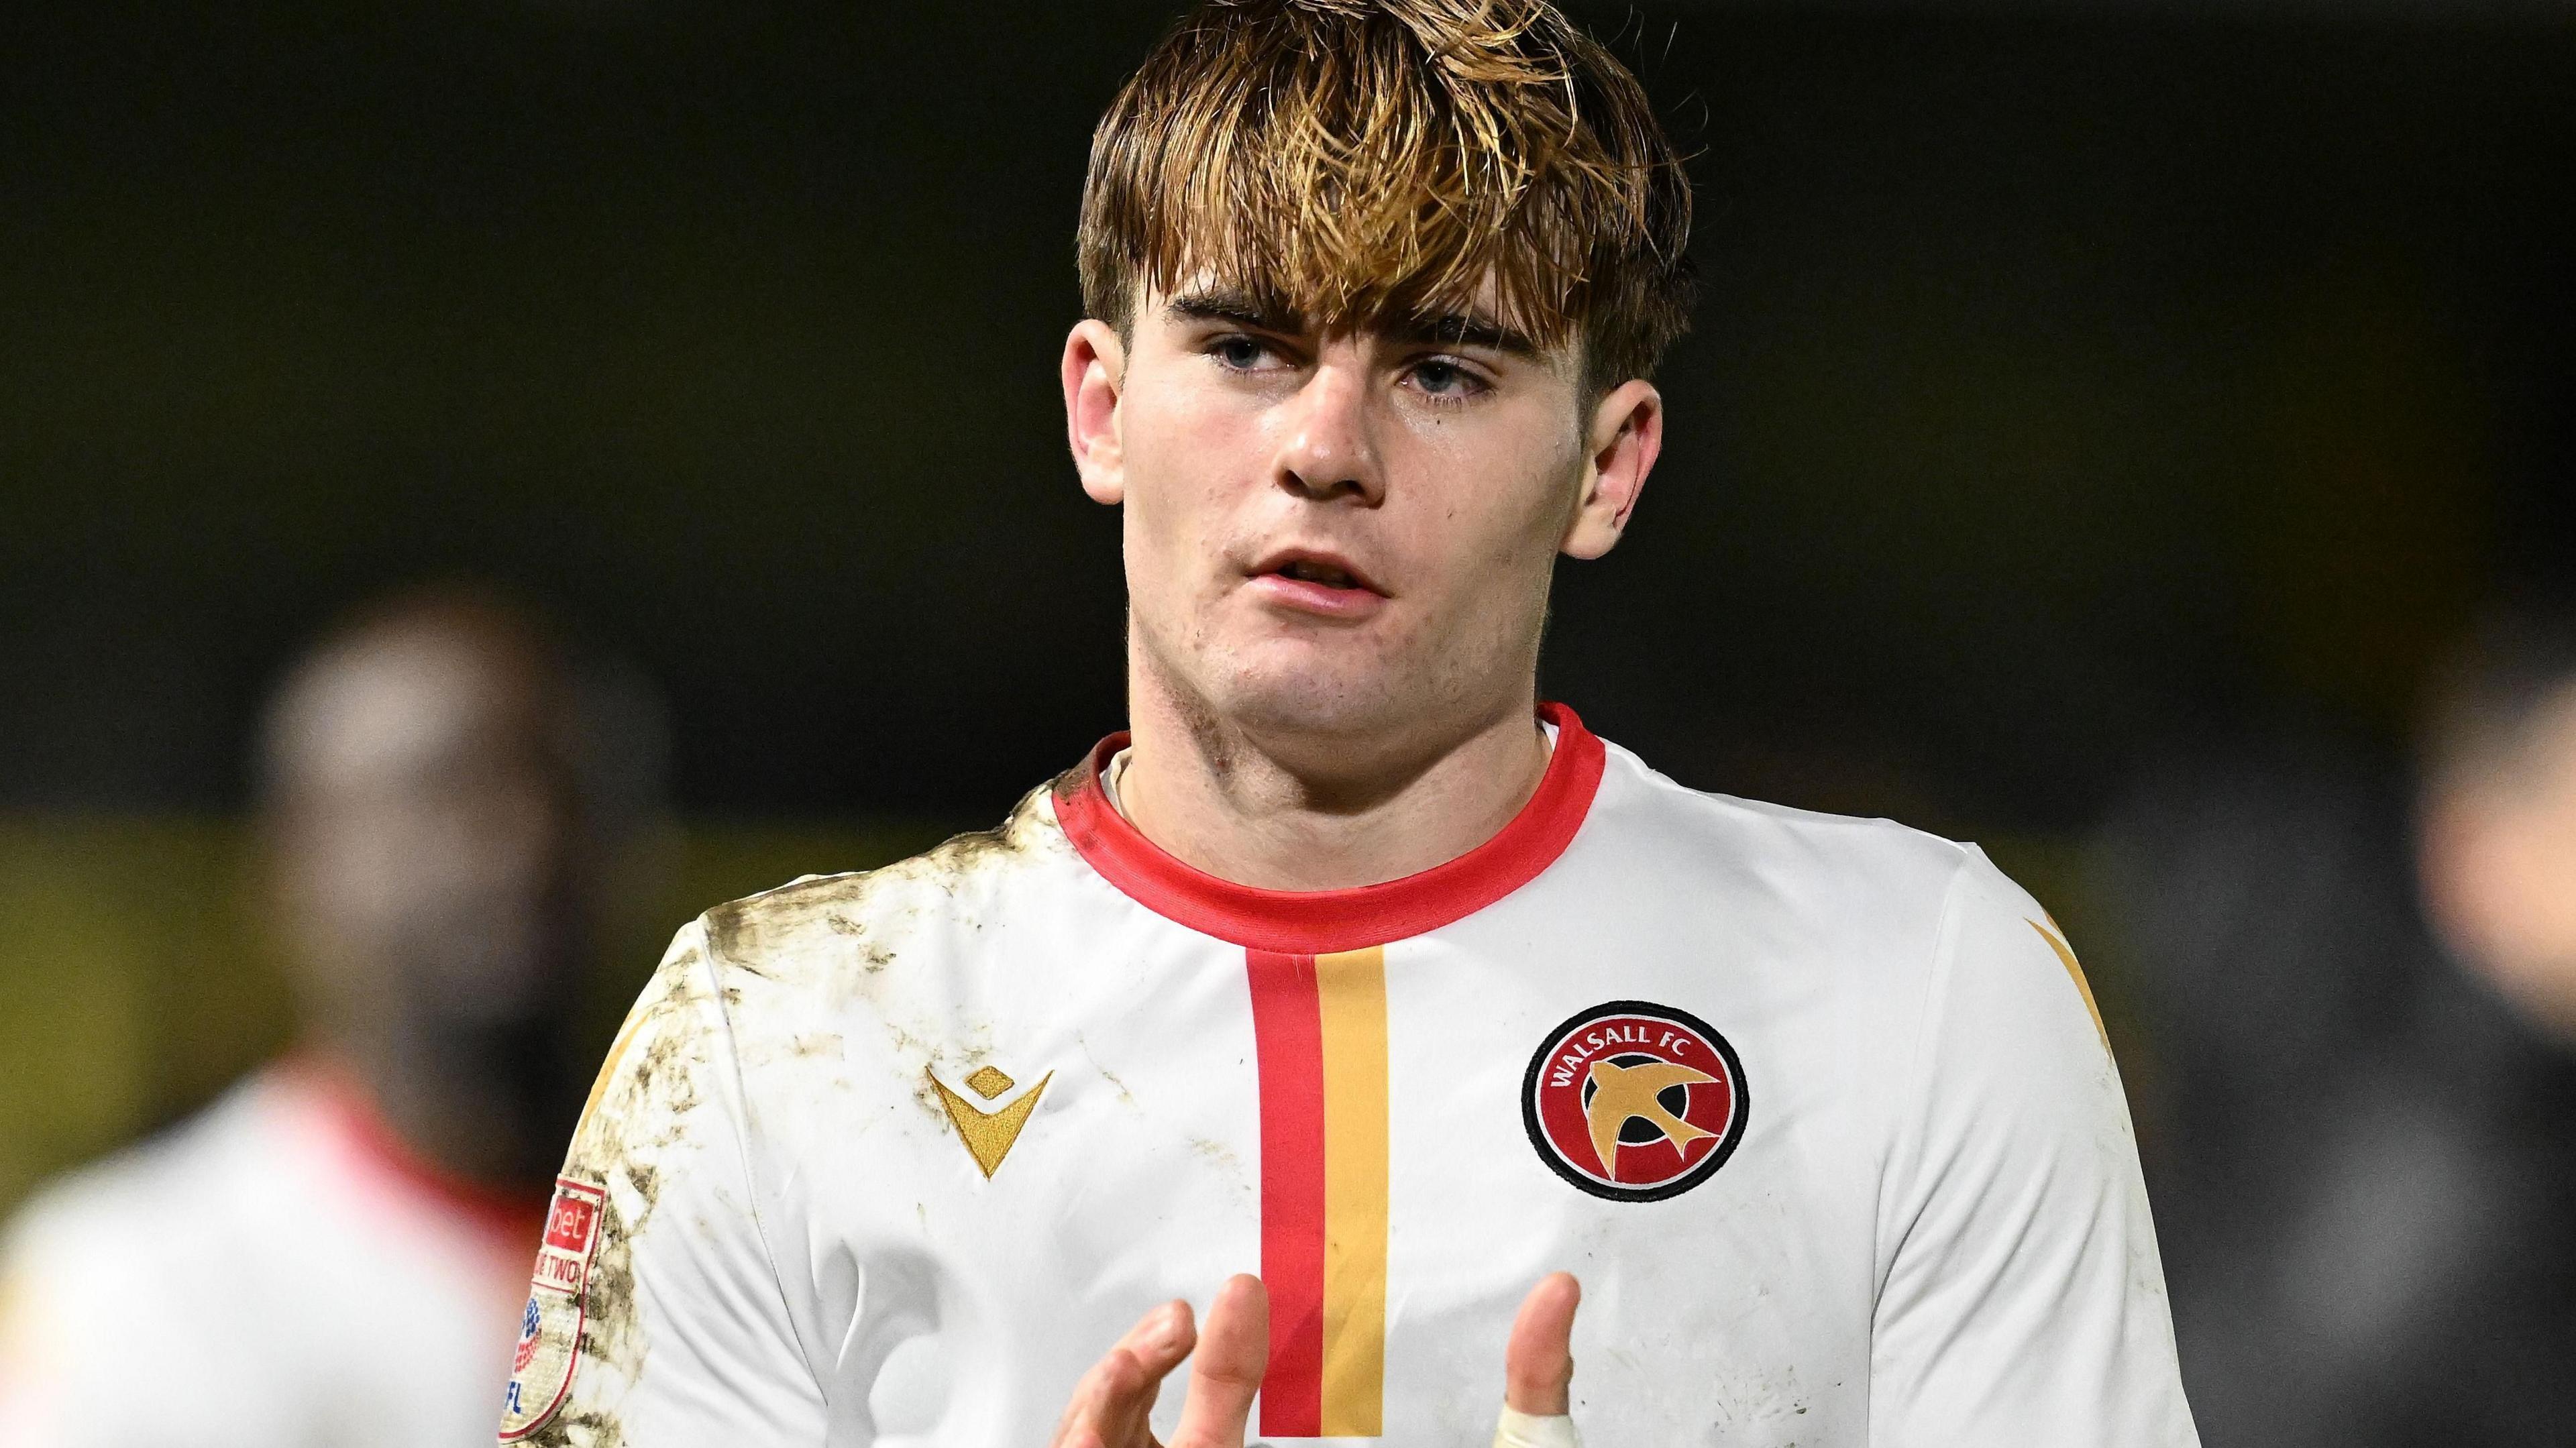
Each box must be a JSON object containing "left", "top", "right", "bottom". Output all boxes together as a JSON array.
[{"left": 1493, "top": 1406, "right": 1580, "bottom": 1448}]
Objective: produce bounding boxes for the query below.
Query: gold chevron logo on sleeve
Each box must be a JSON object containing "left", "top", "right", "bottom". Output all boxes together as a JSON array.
[
  {"left": 928, "top": 1066, "right": 1052, "bottom": 1178},
  {"left": 2028, "top": 917, "right": 2111, "bottom": 1053}
]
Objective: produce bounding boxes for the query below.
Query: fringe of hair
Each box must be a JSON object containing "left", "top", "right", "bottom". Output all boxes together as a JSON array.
[{"left": 1079, "top": 0, "right": 1695, "bottom": 390}]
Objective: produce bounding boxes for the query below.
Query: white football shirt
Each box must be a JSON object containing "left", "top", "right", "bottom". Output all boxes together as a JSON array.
[
  {"left": 499, "top": 705, "right": 2198, "bottom": 1446},
  {"left": 0, "top": 1061, "right": 543, "bottom": 1448}
]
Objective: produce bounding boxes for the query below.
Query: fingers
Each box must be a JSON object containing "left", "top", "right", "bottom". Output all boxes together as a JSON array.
[
  {"left": 1050, "top": 1347, "right": 1147, "bottom": 1448},
  {"left": 1169, "top": 1274, "right": 1270, "bottom": 1448},
  {"left": 1114, "top": 1298, "right": 1201, "bottom": 1384},
  {"left": 1051, "top": 1299, "right": 1197, "bottom": 1448},
  {"left": 1503, "top": 1272, "right": 1581, "bottom": 1416}
]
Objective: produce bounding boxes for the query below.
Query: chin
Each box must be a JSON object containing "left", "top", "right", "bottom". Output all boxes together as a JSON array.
[
  {"left": 1140, "top": 608, "right": 1464, "bottom": 748},
  {"left": 1201, "top": 650, "right": 1416, "bottom": 742}
]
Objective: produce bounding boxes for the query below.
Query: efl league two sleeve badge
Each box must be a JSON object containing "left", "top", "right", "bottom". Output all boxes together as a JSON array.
[
  {"left": 1523, "top": 1001, "right": 1748, "bottom": 1202},
  {"left": 499, "top": 1176, "right": 608, "bottom": 1440}
]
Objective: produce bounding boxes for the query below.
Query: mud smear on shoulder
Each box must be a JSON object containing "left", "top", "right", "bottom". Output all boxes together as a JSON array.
[
  {"left": 696, "top": 783, "right": 1061, "bottom": 975},
  {"left": 702, "top": 787, "right": 1065, "bottom": 1114},
  {"left": 528, "top": 948, "right": 719, "bottom": 1447}
]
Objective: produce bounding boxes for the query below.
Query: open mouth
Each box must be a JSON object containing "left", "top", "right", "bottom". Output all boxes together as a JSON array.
[
  {"left": 1246, "top": 548, "right": 1387, "bottom": 618},
  {"left": 1275, "top": 557, "right": 1361, "bottom": 590},
  {"left": 1254, "top": 548, "right": 1383, "bottom": 595}
]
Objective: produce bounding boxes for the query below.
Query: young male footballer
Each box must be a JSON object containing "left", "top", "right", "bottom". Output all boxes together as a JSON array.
[{"left": 498, "top": 1, "right": 2200, "bottom": 1443}]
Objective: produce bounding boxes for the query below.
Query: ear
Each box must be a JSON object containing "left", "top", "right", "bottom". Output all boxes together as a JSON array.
[
  {"left": 1562, "top": 379, "right": 1662, "bottom": 560},
  {"left": 1063, "top": 319, "right": 1128, "bottom": 506}
]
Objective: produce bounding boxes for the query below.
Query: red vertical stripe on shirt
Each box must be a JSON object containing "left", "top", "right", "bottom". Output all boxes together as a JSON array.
[{"left": 1247, "top": 949, "right": 1327, "bottom": 1437}]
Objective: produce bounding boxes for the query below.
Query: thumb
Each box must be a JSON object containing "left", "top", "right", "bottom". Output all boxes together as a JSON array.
[{"left": 1503, "top": 1272, "right": 1580, "bottom": 1416}]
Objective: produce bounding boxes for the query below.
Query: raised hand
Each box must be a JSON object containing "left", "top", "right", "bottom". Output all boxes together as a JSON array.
[
  {"left": 1052, "top": 1271, "right": 1579, "bottom": 1447},
  {"left": 1051, "top": 1275, "right": 1269, "bottom": 1448}
]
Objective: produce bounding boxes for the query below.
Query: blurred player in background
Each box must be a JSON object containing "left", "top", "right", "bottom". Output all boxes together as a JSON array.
[
  {"left": 497, "top": 2, "right": 2197, "bottom": 1445},
  {"left": 2098, "top": 594, "right": 2576, "bottom": 1447},
  {"left": 2418, "top": 602, "right": 2576, "bottom": 1049},
  {"left": 0, "top": 586, "right": 665, "bottom": 1447}
]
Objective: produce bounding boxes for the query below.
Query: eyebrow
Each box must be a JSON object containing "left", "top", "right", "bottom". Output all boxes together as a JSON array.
[
  {"left": 1391, "top": 311, "right": 1540, "bottom": 358},
  {"left": 1164, "top": 288, "right": 1540, "bottom": 359},
  {"left": 1165, "top": 288, "right": 1306, "bottom": 336}
]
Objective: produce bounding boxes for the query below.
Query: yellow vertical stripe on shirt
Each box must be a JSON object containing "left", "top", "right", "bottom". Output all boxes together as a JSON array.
[{"left": 1315, "top": 945, "right": 1389, "bottom": 1437}]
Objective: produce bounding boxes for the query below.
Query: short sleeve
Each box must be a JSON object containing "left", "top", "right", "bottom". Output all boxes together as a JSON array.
[
  {"left": 499, "top": 920, "right": 826, "bottom": 1445},
  {"left": 1868, "top": 850, "right": 2200, "bottom": 1448}
]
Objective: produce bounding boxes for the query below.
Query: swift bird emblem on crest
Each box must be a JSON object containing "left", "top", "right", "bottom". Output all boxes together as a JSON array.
[
  {"left": 1581, "top": 1057, "right": 1721, "bottom": 1170},
  {"left": 928, "top": 1064, "right": 1053, "bottom": 1177}
]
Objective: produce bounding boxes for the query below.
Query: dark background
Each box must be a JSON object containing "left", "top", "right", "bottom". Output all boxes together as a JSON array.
[{"left": 7, "top": 0, "right": 2569, "bottom": 833}]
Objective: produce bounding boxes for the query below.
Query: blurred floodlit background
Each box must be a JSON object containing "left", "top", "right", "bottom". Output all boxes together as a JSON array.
[{"left": 1, "top": 0, "right": 2572, "bottom": 1442}]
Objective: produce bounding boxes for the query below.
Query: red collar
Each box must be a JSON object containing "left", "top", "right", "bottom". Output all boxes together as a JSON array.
[
  {"left": 283, "top": 1056, "right": 549, "bottom": 1258},
  {"left": 1053, "top": 702, "right": 1607, "bottom": 954}
]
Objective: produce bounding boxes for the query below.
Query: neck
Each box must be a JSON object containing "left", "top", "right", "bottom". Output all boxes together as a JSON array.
[
  {"left": 1119, "top": 658, "right": 1552, "bottom": 892},
  {"left": 322, "top": 1013, "right": 578, "bottom": 1199}
]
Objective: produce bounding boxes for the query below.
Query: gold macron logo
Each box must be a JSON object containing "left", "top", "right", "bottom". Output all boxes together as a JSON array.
[{"left": 928, "top": 1064, "right": 1053, "bottom": 1178}]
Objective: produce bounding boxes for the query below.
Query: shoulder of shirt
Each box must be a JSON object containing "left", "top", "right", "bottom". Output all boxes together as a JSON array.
[
  {"left": 1, "top": 1072, "right": 289, "bottom": 1281},
  {"left": 690, "top": 777, "right": 1077, "bottom": 988},
  {"left": 1585, "top": 738, "right": 2058, "bottom": 986},
  {"left": 1593, "top": 738, "right": 1990, "bottom": 895}
]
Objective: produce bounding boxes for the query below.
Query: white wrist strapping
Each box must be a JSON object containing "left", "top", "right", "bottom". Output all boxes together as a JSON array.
[{"left": 1493, "top": 1406, "right": 1580, "bottom": 1448}]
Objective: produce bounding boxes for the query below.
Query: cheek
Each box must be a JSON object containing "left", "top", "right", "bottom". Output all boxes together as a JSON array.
[
  {"left": 1398, "top": 421, "right": 1582, "bottom": 571},
  {"left": 1123, "top": 386, "right": 1273, "bottom": 539}
]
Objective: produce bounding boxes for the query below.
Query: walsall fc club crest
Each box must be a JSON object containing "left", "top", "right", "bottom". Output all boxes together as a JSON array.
[{"left": 1523, "top": 1000, "right": 1749, "bottom": 1202}]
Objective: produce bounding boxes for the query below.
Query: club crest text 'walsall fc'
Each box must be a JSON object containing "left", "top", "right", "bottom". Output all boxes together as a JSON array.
[{"left": 1523, "top": 1000, "right": 1750, "bottom": 1203}]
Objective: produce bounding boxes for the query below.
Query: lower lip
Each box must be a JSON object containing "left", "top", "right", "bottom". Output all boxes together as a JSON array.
[{"left": 1246, "top": 572, "right": 1387, "bottom": 620}]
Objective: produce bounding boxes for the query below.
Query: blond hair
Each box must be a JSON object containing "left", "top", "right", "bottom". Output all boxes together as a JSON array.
[{"left": 1078, "top": 0, "right": 1695, "bottom": 392}]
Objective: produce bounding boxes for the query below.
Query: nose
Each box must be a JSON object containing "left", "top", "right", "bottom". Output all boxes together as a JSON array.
[{"left": 1273, "top": 359, "right": 1385, "bottom": 505}]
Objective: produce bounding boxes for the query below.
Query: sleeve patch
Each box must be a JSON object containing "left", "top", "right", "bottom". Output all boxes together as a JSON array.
[{"left": 498, "top": 1176, "right": 608, "bottom": 1441}]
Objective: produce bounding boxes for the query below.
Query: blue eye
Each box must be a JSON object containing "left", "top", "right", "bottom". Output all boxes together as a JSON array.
[
  {"left": 1411, "top": 359, "right": 1487, "bottom": 398},
  {"left": 1216, "top": 337, "right": 1267, "bottom": 370}
]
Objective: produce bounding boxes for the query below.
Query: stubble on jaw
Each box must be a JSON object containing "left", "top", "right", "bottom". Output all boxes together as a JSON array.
[{"left": 1130, "top": 607, "right": 1241, "bottom": 787}]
